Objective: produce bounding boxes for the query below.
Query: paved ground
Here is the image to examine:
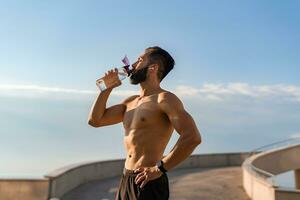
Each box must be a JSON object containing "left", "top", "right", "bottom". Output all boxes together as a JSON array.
[{"left": 62, "top": 166, "right": 250, "bottom": 200}]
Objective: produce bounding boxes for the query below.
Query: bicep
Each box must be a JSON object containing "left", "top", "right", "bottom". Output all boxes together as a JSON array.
[
  {"left": 95, "top": 104, "right": 126, "bottom": 127},
  {"left": 91, "top": 95, "right": 138, "bottom": 127}
]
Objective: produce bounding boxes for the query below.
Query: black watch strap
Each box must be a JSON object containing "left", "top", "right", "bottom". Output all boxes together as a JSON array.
[{"left": 156, "top": 160, "right": 167, "bottom": 173}]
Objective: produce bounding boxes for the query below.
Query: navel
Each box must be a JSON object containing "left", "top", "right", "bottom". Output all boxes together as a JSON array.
[{"left": 141, "top": 117, "right": 145, "bottom": 122}]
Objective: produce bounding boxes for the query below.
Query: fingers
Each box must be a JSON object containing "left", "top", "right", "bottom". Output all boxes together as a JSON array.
[
  {"left": 134, "top": 167, "right": 145, "bottom": 185},
  {"left": 135, "top": 172, "right": 149, "bottom": 188},
  {"left": 135, "top": 172, "right": 146, "bottom": 185},
  {"left": 134, "top": 167, "right": 152, "bottom": 188},
  {"left": 105, "top": 68, "right": 118, "bottom": 76},
  {"left": 140, "top": 175, "right": 149, "bottom": 188}
]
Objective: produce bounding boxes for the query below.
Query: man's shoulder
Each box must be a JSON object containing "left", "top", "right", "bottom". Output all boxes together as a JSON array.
[
  {"left": 158, "top": 90, "right": 180, "bottom": 102},
  {"left": 158, "top": 90, "right": 183, "bottom": 108}
]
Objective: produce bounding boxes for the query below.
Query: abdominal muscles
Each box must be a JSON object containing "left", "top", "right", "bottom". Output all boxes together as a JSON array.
[{"left": 124, "top": 126, "right": 173, "bottom": 169}]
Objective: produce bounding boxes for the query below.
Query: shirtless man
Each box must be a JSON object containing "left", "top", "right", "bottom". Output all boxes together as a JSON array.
[{"left": 88, "top": 46, "right": 202, "bottom": 200}]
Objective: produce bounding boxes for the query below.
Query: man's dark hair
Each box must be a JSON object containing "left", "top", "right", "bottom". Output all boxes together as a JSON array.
[{"left": 145, "top": 46, "right": 175, "bottom": 82}]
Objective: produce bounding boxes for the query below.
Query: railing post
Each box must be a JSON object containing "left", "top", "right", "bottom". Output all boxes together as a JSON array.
[{"left": 295, "top": 169, "right": 300, "bottom": 189}]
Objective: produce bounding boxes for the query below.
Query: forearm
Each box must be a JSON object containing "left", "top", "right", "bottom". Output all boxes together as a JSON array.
[
  {"left": 162, "top": 135, "right": 200, "bottom": 171},
  {"left": 88, "top": 88, "right": 112, "bottom": 122}
]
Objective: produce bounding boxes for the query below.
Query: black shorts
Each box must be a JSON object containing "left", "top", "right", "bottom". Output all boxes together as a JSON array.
[{"left": 115, "top": 168, "right": 169, "bottom": 200}]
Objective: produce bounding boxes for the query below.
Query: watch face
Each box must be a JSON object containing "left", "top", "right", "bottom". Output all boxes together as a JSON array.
[
  {"left": 156, "top": 160, "right": 167, "bottom": 173},
  {"left": 157, "top": 160, "right": 162, "bottom": 167},
  {"left": 156, "top": 161, "right": 160, "bottom": 167}
]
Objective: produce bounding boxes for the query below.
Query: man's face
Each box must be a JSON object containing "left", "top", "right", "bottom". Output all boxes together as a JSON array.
[{"left": 129, "top": 52, "right": 151, "bottom": 85}]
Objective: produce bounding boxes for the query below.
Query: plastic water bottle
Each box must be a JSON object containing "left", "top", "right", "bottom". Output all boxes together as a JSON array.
[{"left": 96, "top": 55, "right": 132, "bottom": 91}]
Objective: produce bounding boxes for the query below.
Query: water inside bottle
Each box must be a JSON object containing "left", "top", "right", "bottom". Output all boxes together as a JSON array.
[{"left": 118, "top": 71, "right": 128, "bottom": 80}]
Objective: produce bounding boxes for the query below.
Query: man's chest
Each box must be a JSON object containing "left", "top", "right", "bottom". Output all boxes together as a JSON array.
[{"left": 123, "top": 100, "right": 166, "bottom": 129}]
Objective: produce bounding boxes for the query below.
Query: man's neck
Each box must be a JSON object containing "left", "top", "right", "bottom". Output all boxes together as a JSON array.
[{"left": 139, "top": 82, "right": 162, "bottom": 97}]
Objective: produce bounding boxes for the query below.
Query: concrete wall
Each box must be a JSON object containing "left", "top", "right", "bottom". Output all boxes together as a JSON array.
[
  {"left": 45, "top": 152, "right": 250, "bottom": 199},
  {"left": 175, "top": 152, "right": 250, "bottom": 169},
  {"left": 275, "top": 188, "right": 300, "bottom": 200},
  {"left": 243, "top": 165, "right": 275, "bottom": 200},
  {"left": 0, "top": 179, "right": 49, "bottom": 200}
]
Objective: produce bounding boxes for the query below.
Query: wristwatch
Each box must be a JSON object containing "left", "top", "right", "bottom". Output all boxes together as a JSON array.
[{"left": 156, "top": 160, "right": 167, "bottom": 173}]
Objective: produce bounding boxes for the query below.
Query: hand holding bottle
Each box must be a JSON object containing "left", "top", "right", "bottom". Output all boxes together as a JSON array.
[
  {"left": 97, "top": 68, "right": 122, "bottom": 91},
  {"left": 96, "top": 55, "right": 132, "bottom": 91}
]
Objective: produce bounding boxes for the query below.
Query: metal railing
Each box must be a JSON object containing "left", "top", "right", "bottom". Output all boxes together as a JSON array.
[{"left": 249, "top": 136, "right": 300, "bottom": 157}]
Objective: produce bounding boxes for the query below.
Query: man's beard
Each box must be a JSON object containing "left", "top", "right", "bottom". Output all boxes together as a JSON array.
[{"left": 129, "top": 66, "right": 149, "bottom": 85}]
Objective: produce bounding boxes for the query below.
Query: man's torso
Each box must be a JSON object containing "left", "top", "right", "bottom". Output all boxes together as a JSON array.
[{"left": 123, "top": 90, "right": 174, "bottom": 170}]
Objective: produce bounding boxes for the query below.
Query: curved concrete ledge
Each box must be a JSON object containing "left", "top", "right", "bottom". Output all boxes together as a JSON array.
[
  {"left": 44, "top": 158, "right": 125, "bottom": 199},
  {"left": 242, "top": 144, "right": 300, "bottom": 200}
]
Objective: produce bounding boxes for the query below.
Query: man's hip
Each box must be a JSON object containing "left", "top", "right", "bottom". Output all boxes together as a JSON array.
[{"left": 115, "top": 168, "right": 169, "bottom": 200}]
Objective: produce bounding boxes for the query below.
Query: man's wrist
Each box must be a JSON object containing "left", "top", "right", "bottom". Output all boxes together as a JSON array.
[
  {"left": 100, "top": 87, "right": 113, "bottom": 94},
  {"left": 156, "top": 160, "right": 168, "bottom": 173},
  {"left": 155, "top": 166, "right": 163, "bottom": 175}
]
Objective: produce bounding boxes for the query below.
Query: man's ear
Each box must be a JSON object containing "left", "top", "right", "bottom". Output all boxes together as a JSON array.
[{"left": 149, "top": 64, "right": 159, "bottom": 71}]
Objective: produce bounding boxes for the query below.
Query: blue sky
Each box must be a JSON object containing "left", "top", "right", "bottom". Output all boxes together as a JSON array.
[
  {"left": 0, "top": 1, "right": 300, "bottom": 178},
  {"left": 1, "top": 0, "right": 300, "bottom": 87}
]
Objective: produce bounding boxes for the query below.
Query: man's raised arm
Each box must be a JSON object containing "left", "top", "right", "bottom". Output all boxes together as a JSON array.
[
  {"left": 88, "top": 88, "right": 137, "bottom": 127},
  {"left": 87, "top": 68, "right": 136, "bottom": 127}
]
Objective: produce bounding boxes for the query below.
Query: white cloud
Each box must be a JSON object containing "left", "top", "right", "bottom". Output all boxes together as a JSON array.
[
  {"left": 0, "top": 84, "right": 95, "bottom": 94},
  {"left": 111, "top": 90, "right": 139, "bottom": 97},
  {"left": 175, "top": 85, "right": 200, "bottom": 96},
  {"left": 175, "top": 83, "right": 300, "bottom": 102},
  {"left": 289, "top": 133, "right": 300, "bottom": 139},
  {"left": 1, "top": 83, "right": 300, "bottom": 103},
  {"left": 0, "top": 83, "right": 139, "bottom": 99}
]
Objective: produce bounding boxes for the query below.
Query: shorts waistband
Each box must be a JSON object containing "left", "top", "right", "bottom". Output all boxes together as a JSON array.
[{"left": 123, "top": 168, "right": 138, "bottom": 176}]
